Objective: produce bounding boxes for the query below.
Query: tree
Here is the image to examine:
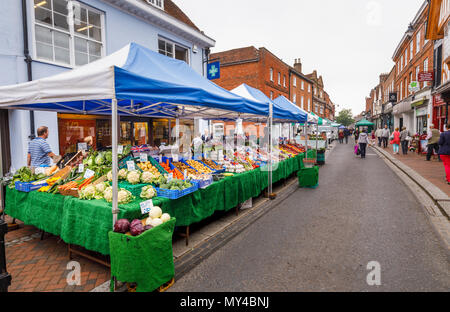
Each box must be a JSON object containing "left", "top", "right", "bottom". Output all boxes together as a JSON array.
[{"left": 336, "top": 109, "right": 355, "bottom": 127}]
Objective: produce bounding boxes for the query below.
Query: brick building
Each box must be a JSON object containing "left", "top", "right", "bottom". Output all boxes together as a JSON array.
[
  {"left": 380, "top": 66, "right": 396, "bottom": 131},
  {"left": 392, "top": 1, "right": 434, "bottom": 135},
  {"left": 305, "top": 70, "right": 330, "bottom": 118}
]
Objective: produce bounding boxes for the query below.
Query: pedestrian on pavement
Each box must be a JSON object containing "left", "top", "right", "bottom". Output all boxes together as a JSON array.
[
  {"left": 371, "top": 130, "right": 376, "bottom": 146},
  {"left": 357, "top": 129, "right": 370, "bottom": 159},
  {"left": 27, "top": 126, "right": 60, "bottom": 168},
  {"left": 354, "top": 128, "right": 360, "bottom": 142},
  {"left": 390, "top": 127, "right": 401, "bottom": 154},
  {"left": 426, "top": 124, "right": 441, "bottom": 161},
  {"left": 344, "top": 128, "right": 350, "bottom": 144},
  {"left": 438, "top": 122, "right": 450, "bottom": 185},
  {"left": 400, "top": 127, "right": 410, "bottom": 155},
  {"left": 375, "top": 127, "right": 383, "bottom": 147},
  {"left": 338, "top": 130, "right": 344, "bottom": 144},
  {"left": 381, "top": 125, "right": 390, "bottom": 148}
]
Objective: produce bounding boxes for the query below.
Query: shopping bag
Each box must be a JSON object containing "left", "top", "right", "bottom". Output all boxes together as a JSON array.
[{"left": 354, "top": 145, "right": 359, "bottom": 155}]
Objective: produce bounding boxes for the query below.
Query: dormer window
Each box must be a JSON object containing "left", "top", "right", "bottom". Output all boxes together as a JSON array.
[{"left": 146, "top": 0, "right": 164, "bottom": 9}]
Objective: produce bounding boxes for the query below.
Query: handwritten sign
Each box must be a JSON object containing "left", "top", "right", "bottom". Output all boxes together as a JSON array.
[
  {"left": 126, "top": 161, "right": 135, "bottom": 171},
  {"left": 159, "top": 155, "right": 163, "bottom": 163},
  {"left": 184, "top": 169, "right": 187, "bottom": 178},
  {"left": 84, "top": 169, "right": 95, "bottom": 179},
  {"left": 140, "top": 153, "right": 148, "bottom": 163},
  {"left": 117, "top": 145, "right": 124, "bottom": 154},
  {"left": 78, "top": 163, "right": 85, "bottom": 173},
  {"left": 172, "top": 154, "right": 179, "bottom": 162},
  {"left": 140, "top": 199, "right": 154, "bottom": 215},
  {"left": 168, "top": 172, "right": 173, "bottom": 182}
]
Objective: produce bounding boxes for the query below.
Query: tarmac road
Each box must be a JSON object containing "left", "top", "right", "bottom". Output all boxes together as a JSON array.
[{"left": 170, "top": 141, "right": 450, "bottom": 291}]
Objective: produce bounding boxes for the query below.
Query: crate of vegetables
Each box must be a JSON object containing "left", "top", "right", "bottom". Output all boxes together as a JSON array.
[
  {"left": 15, "top": 180, "right": 48, "bottom": 192},
  {"left": 201, "top": 159, "right": 225, "bottom": 173},
  {"left": 153, "top": 178, "right": 198, "bottom": 200},
  {"left": 159, "top": 162, "right": 184, "bottom": 180}
]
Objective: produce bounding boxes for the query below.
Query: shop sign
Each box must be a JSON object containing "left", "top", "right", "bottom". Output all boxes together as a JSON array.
[
  {"left": 140, "top": 199, "right": 154, "bottom": 215},
  {"left": 389, "top": 92, "right": 397, "bottom": 103},
  {"left": 434, "top": 94, "right": 446, "bottom": 106},
  {"left": 418, "top": 72, "right": 434, "bottom": 82},
  {"left": 408, "top": 81, "right": 420, "bottom": 93},
  {"left": 207, "top": 61, "right": 220, "bottom": 80}
]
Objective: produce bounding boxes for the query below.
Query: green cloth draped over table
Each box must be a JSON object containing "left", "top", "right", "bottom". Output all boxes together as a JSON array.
[
  {"left": 4, "top": 153, "right": 307, "bottom": 255},
  {"left": 109, "top": 218, "right": 176, "bottom": 292}
]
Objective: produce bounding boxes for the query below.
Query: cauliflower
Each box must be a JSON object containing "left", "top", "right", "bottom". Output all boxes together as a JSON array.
[
  {"left": 95, "top": 182, "right": 109, "bottom": 194},
  {"left": 149, "top": 218, "right": 163, "bottom": 227},
  {"left": 118, "top": 168, "right": 128, "bottom": 180},
  {"left": 140, "top": 185, "right": 156, "bottom": 199},
  {"left": 79, "top": 184, "right": 97, "bottom": 200},
  {"left": 103, "top": 186, "right": 134, "bottom": 204},
  {"left": 127, "top": 170, "right": 141, "bottom": 185},
  {"left": 149, "top": 206, "right": 162, "bottom": 219},
  {"left": 160, "top": 213, "right": 171, "bottom": 223},
  {"left": 107, "top": 170, "right": 113, "bottom": 182},
  {"left": 141, "top": 171, "right": 155, "bottom": 184}
]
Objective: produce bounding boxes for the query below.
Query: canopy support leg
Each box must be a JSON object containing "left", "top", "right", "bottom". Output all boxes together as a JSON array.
[{"left": 112, "top": 98, "right": 119, "bottom": 228}]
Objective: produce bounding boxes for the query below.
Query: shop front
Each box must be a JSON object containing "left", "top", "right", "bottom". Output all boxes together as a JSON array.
[
  {"left": 415, "top": 105, "right": 429, "bottom": 135},
  {"left": 433, "top": 93, "right": 447, "bottom": 131},
  {"left": 383, "top": 103, "right": 394, "bottom": 132}
]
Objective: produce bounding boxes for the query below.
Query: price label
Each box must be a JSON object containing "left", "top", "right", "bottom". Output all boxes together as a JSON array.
[
  {"left": 78, "top": 163, "right": 85, "bottom": 173},
  {"left": 168, "top": 172, "right": 173, "bottom": 182},
  {"left": 140, "top": 153, "right": 148, "bottom": 163},
  {"left": 35, "top": 167, "right": 46, "bottom": 175},
  {"left": 77, "top": 143, "right": 88, "bottom": 152},
  {"left": 126, "top": 161, "right": 135, "bottom": 171},
  {"left": 84, "top": 169, "right": 95, "bottom": 179},
  {"left": 117, "top": 145, "right": 124, "bottom": 154},
  {"left": 173, "top": 154, "right": 179, "bottom": 162},
  {"left": 140, "top": 199, "right": 154, "bottom": 215},
  {"left": 184, "top": 169, "right": 187, "bottom": 178},
  {"left": 159, "top": 155, "right": 163, "bottom": 163}
]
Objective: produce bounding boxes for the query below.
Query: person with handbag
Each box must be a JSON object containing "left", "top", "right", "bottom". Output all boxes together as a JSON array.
[
  {"left": 357, "top": 129, "right": 370, "bottom": 159},
  {"left": 390, "top": 128, "right": 401, "bottom": 154},
  {"left": 400, "top": 127, "right": 410, "bottom": 155},
  {"left": 426, "top": 124, "right": 441, "bottom": 161},
  {"left": 438, "top": 122, "right": 450, "bottom": 185}
]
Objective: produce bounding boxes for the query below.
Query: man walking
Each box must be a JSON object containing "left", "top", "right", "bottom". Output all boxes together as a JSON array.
[
  {"left": 27, "top": 126, "right": 59, "bottom": 168},
  {"left": 426, "top": 124, "right": 441, "bottom": 161},
  {"left": 375, "top": 127, "right": 383, "bottom": 147},
  {"left": 381, "top": 125, "right": 390, "bottom": 148},
  {"left": 344, "top": 128, "right": 350, "bottom": 144}
]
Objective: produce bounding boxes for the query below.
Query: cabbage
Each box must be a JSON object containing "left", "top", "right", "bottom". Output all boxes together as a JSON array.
[
  {"left": 160, "top": 213, "right": 171, "bottom": 223},
  {"left": 149, "top": 218, "right": 163, "bottom": 227},
  {"left": 140, "top": 185, "right": 156, "bottom": 199},
  {"left": 87, "top": 156, "right": 94, "bottom": 167},
  {"left": 149, "top": 206, "right": 162, "bottom": 219},
  {"left": 105, "top": 151, "right": 112, "bottom": 163},
  {"left": 127, "top": 170, "right": 141, "bottom": 185},
  {"left": 141, "top": 171, "right": 155, "bottom": 184},
  {"left": 130, "top": 222, "right": 144, "bottom": 236},
  {"left": 95, "top": 153, "right": 104, "bottom": 165},
  {"left": 114, "top": 219, "right": 130, "bottom": 234},
  {"left": 79, "top": 184, "right": 96, "bottom": 200},
  {"left": 118, "top": 168, "right": 128, "bottom": 180},
  {"left": 130, "top": 219, "right": 142, "bottom": 229}
]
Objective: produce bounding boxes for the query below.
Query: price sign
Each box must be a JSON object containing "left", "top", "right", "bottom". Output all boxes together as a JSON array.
[
  {"left": 168, "top": 172, "right": 173, "bottom": 182},
  {"left": 140, "top": 153, "right": 148, "bottom": 163},
  {"left": 77, "top": 143, "right": 88, "bottom": 152},
  {"left": 184, "top": 169, "right": 187, "bottom": 178},
  {"left": 84, "top": 169, "right": 95, "bottom": 179},
  {"left": 140, "top": 199, "right": 154, "bottom": 215},
  {"left": 78, "top": 163, "right": 85, "bottom": 173},
  {"left": 173, "top": 154, "right": 179, "bottom": 162},
  {"left": 35, "top": 167, "right": 46, "bottom": 175},
  {"left": 117, "top": 145, "right": 124, "bottom": 154},
  {"left": 159, "top": 155, "right": 163, "bottom": 163},
  {"left": 126, "top": 161, "right": 135, "bottom": 171}
]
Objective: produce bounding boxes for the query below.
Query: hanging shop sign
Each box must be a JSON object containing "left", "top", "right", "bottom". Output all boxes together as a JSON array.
[
  {"left": 418, "top": 72, "right": 434, "bottom": 82},
  {"left": 408, "top": 81, "right": 420, "bottom": 93},
  {"left": 207, "top": 61, "right": 220, "bottom": 80},
  {"left": 389, "top": 92, "right": 398, "bottom": 103}
]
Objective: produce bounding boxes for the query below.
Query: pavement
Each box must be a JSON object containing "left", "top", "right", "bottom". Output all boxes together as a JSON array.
[{"left": 169, "top": 140, "right": 450, "bottom": 292}]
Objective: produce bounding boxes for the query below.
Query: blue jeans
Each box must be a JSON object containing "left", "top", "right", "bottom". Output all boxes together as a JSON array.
[{"left": 393, "top": 144, "right": 399, "bottom": 153}]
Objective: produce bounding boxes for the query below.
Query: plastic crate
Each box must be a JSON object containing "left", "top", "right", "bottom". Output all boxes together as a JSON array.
[
  {"left": 199, "top": 159, "right": 225, "bottom": 174},
  {"left": 155, "top": 181, "right": 199, "bottom": 199},
  {"left": 193, "top": 176, "right": 213, "bottom": 189},
  {"left": 147, "top": 156, "right": 168, "bottom": 174},
  {"left": 302, "top": 158, "right": 316, "bottom": 168},
  {"left": 118, "top": 155, "right": 134, "bottom": 169},
  {"left": 15, "top": 181, "right": 48, "bottom": 192}
]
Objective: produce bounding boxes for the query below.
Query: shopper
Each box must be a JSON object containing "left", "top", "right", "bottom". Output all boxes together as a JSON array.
[
  {"left": 438, "top": 122, "right": 450, "bottom": 185},
  {"left": 354, "top": 128, "right": 360, "bottom": 142},
  {"left": 426, "top": 124, "right": 441, "bottom": 161},
  {"left": 390, "top": 127, "right": 401, "bottom": 154},
  {"left": 357, "top": 129, "right": 369, "bottom": 159},
  {"left": 344, "top": 128, "right": 350, "bottom": 144},
  {"left": 381, "top": 125, "right": 390, "bottom": 148},
  {"left": 375, "top": 127, "right": 383, "bottom": 147},
  {"left": 27, "top": 126, "right": 59, "bottom": 168},
  {"left": 338, "top": 130, "right": 344, "bottom": 144},
  {"left": 400, "top": 127, "right": 410, "bottom": 155}
]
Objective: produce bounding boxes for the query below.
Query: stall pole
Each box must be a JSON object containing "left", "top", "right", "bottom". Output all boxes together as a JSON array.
[
  {"left": 268, "top": 101, "right": 275, "bottom": 199},
  {"left": 111, "top": 98, "right": 119, "bottom": 228},
  {"left": 305, "top": 124, "right": 308, "bottom": 160}
]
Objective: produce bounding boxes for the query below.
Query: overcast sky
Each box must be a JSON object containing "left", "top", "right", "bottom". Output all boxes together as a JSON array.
[{"left": 175, "top": 0, "right": 426, "bottom": 116}]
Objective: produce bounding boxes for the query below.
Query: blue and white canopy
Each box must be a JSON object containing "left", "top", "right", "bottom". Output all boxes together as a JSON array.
[
  {"left": 273, "top": 96, "right": 316, "bottom": 124},
  {"left": 230, "top": 84, "right": 307, "bottom": 122},
  {"left": 0, "top": 43, "right": 268, "bottom": 120}
]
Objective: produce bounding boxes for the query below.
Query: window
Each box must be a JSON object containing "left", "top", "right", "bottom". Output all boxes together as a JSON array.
[
  {"left": 293, "top": 77, "right": 296, "bottom": 87},
  {"left": 308, "top": 98, "right": 311, "bottom": 111},
  {"left": 400, "top": 81, "right": 403, "bottom": 99},
  {"left": 270, "top": 91, "right": 274, "bottom": 100},
  {"left": 301, "top": 96, "right": 304, "bottom": 109},
  {"left": 424, "top": 58, "right": 429, "bottom": 87},
  {"left": 283, "top": 75, "right": 286, "bottom": 88},
  {"left": 416, "top": 31, "right": 421, "bottom": 54},
  {"left": 320, "top": 91, "right": 323, "bottom": 98},
  {"left": 424, "top": 27, "right": 428, "bottom": 46},
  {"left": 33, "top": 0, "right": 105, "bottom": 67},
  {"left": 400, "top": 56, "right": 403, "bottom": 72},
  {"left": 278, "top": 73, "right": 281, "bottom": 85},
  {"left": 409, "top": 72, "right": 413, "bottom": 94},
  {"left": 315, "top": 104, "right": 318, "bottom": 113},
  {"left": 404, "top": 51, "right": 407, "bottom": 66},
  {"left": 293, "top": 93, "right": 296, "bottom": 104},
  {"left": 410, "top": 41, "right": 413, "bottom": 61},
  {"left": 145, "top": 0, "right": 164, "bottom": 9},
  {"left": 404, "top": 78, "right": 407, "bottom": 97},
  {"left": 301, "top": 81, "right": 304, "bottom": 90},
  {"left": 270, "top": 68, "right": 273, "bottom": 82},
  {"left": 158, "top": 38, "right": 189, "bottom": 63},
  {"left": 308, "top": 84, "right": 311, "bottom": 92},
  {"left": 320, "top": 106, "right": 323, "bottom": 115}
]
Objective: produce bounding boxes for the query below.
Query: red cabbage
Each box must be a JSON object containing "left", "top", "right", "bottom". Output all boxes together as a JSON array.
[
  {"left": 130, "top": 222, "right": 144, "bottom": 236},
  {"left": 114, "top": 219, "right": 130, "bottom": 234}
]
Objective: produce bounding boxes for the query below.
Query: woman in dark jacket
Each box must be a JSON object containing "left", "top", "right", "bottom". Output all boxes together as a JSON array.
[{"left": 438, "top": 123, "right": 450, "bottom": 185}]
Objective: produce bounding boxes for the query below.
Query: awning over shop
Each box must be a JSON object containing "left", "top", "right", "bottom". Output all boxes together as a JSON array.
[
  {"left": 411, "top": 98, "right": 429, "bottom": 108},
  {"left": 231, "top": 85, "right": 307, "bottom": 122},
  {"left": 0, "top": 43, "right": 268, "bottom": 120},
  {"left": 393, "top": 99, "right": 412, "bottom": 115}
]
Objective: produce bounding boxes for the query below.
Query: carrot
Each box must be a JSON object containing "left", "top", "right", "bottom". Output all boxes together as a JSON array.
[{"left": 78, "top": 176, "right": 94, "bottom": 190}]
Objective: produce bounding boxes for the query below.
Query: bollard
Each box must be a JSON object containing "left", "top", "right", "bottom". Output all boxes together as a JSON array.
[{"left": 0, "top": 219, "right": 11, "bottom": 292}]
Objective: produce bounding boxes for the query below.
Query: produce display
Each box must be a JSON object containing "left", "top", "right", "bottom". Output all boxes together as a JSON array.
[
  {"left": 160, "top": 162, "right": 184, "bottom": 180},
  {"left": 151, "top": 176, "right": 194, "bottom": 191},
  {"left": 8, "top": 167, "right": 46, "bottom": 189},
  {"left": 113, "top": 208, "right": 171, "bottom": 237},
  {"left": 103, "top": 186, "right": 135, "bottom": 204},
  {"left": 201, "top": 159, "right": 224, "bottom": 171},
  {"left": 127, "top": 170, "right": 141, "bottom": 185},
  {"left": 186, "top": 160, "right": 213, "bottom": 174},
  {"left": 172, "top": 162, "right": 197, "bottom": 176},
  {"left": 137, "top": 161, "right": 161, "bottom": 178},
  {"left": 140, "top": 185, "right": 156, "bottom": 199}
]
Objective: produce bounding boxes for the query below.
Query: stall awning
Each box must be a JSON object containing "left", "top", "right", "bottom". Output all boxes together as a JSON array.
[
  {"left": 0, "top": 43, "right": 268, "bottom": 120},
  {"left": 273, "top": 96, "right": 310, "bottom": 123},
  {"left": 355, "top": 119, "right": 374, "bottom": 127}
]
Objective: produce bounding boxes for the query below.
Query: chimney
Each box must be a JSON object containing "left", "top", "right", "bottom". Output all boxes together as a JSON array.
[{"left": 294, "top": 58, "right": 302, "bottom": 73}]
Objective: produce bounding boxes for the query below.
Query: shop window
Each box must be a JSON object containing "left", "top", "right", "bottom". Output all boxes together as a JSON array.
[
  {"left": 34, "top": 0, "right": 105, "bottom": 67},
  {"left": 58, "top": 118, "right": 96, "bottom": 155},
  {"left": 158, "top": 38, "right": 189, "bottom": 64}
]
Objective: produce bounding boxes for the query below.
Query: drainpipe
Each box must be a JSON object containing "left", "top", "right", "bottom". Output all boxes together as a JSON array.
[{"left": 22, "top": 0, "right": 35, "bottom": 140}]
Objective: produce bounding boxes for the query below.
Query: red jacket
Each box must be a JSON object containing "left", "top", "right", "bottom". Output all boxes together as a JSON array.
[{"left": 391, "top": 131, "right": 401, "bottom": 145}]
